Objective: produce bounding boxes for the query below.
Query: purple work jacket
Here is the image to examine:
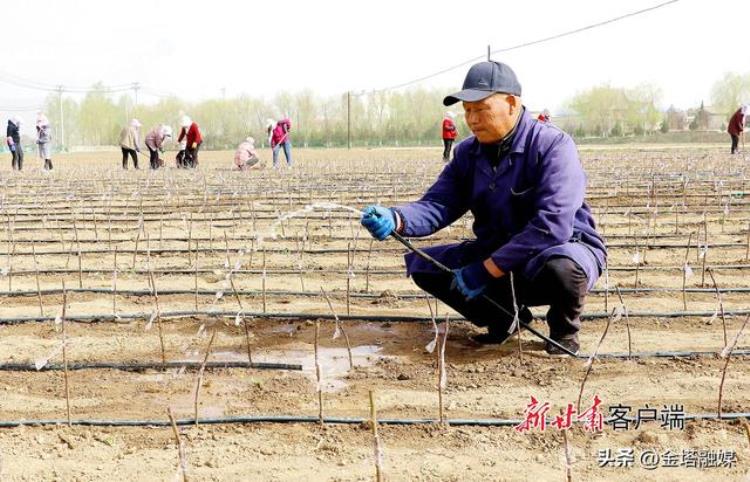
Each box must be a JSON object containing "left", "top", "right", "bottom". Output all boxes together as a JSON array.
[{"left": 393, "top": 110, "right": 606, "bottom": 291}]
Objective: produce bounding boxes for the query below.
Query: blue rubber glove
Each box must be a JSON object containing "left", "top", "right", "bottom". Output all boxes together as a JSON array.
[
  {"left": 9, "top": 144, "right": 15, "bottom": 153},
  {"left": 451, "top": 261, "right": 494, "bottom": 300},
  {"left": 361, "top": 205, "right": 396, "bottom": 241}
]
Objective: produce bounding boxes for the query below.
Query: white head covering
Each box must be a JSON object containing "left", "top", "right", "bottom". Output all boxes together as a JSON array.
[
  {"left": 11, "top": 116, "right": 21, "bottom": 126},
  {"left": 742, "top": 104, "right": 749, "bottom": 115},
  {"left": 445, "top": 111, "right": 456, "bottom": 119},
  {"left": 246, "top": 136, "right": 255, "bottom": 146},
  {"left": 162, "top": 125, "right": 173, "bottom": 137},
  {"left": 130, "top": 118, "right": 141, "bottom": 128},
  {"left": 36, "top": 113, "right": 49, "bottom": 127},
  {"left": 542, "top": 108, "right": 550, "bottom": 117},
  {"left": 180, "top": 115, "right": 191, "bottom": 128},
  {"left": 266, "top": 118, "right": 276, "bottom": 129}
]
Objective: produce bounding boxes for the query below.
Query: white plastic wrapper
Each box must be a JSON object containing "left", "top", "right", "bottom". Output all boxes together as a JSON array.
[
  {"left": 425, "top": 309, "right": 439, "bottom": 353},
  {"left": 215, "top": 291, "right": 224, "bottom": 300},
  {"left": 507, "top": 312, "right": 520, "bottom": 335},
  {"left": 683, "top": 263, "right": 694, "bottom": 277},
  {"left": 145, "top": 311, "right": 157, "bottom": 331},
  {"left": 631, "top": 252, "right": 641, "bottom": 264},
  {"left": 234, "top": 312, "right": 243, "bottom": 326},
  {"left": 707, "top": 310, "right": 718, "bottom": 325},
  {"left": 612, "top": 305, "right": 624, "bottom": 323},
  {"left": 438, "top": 321, "right": 449, "bottom": 390},
  {"left": 425, "top": 338, "right": 437, "bottom": 354},
  {"left": 34, "top": 342, "right": 65, "bottom": 370}
]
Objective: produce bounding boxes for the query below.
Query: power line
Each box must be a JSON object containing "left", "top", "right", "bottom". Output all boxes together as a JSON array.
[
  {"left": 371, "top": 0, "right": 681, "bottom": 93},
  {"left": 0, "top": 71, "right": 134, "bottom": 94},
  {"left": 0, "top": 70, "right": 179, "bottom": 103}
]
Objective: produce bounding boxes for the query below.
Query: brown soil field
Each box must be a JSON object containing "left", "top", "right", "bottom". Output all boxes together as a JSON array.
[{"left": 0, "top": 146, "right": 748, "bottom": 481}]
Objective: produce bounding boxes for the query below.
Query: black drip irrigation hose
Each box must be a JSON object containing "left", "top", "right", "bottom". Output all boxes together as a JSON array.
[
  {"left": 5, "top": 264, "right": 750, "bottom": 277},
  {"left": 585, "top": 349, "right": 750, "bottom": 360},
  {"left": 1, "top": 412, "right": 749, "bottom": 429},
  {"left": 5, "top": 242, "right": 750, "bottom": 257},
  {"left": 0, "top": 360, "right": 301, "bottom": 372},
  {"left": 3, "top": 286, "right": 750, "bottom": 300},
  {"left": 1, "top": 308, "right": 750, "bottom": 326}
]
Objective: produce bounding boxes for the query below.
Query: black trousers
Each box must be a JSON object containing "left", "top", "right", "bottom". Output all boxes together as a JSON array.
[
  {"left": 442, "top": 139, "right": 454, "bottom": 161},
  {"left": 11, "top": 146, "right": 23, "bottom": 170},
  {"left": 148, "top": 147, "right": 161, "bottom": 169},
  {"left": 121, "top": 147, "right": 138, "bottom": 169},
  {"left": 185, "top": 143, "right": 201, "bottom": 168},
  {"left": 731, "top": 134, "right": 740, "bottom": 154},
  {"left": 411, "top": 257, "right": 588, "bottom": 339}
]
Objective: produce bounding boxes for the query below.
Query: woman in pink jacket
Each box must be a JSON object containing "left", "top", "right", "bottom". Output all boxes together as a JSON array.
[
  {"left": 145, "top": 124, "right": 173, "bottom": 169},
  {"left": 234, "top": 137, "right": 261, "bottom": 170},
  {"left": 270, "top": 117, "right": 293, "bottom": 168}
]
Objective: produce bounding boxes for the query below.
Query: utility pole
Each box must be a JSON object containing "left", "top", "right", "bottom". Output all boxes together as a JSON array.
[
  {"left": 57, "top": 85, "right": 65, "bottom": 152},
  {"left": 133, "top": 82, "right": 140, "bottom": 106},
  {"left": 347, "top": 91, "right": 351, "bottom": 149},
  {"left": 487, "top": 45, "right": 491, "bottom": 61}
]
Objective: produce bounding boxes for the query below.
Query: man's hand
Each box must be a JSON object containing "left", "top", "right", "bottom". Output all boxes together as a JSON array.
[
  {"left": 361, "top": 205, "right": 396, "bottom": 241},
  {"left": 451, "top": 261, "right": 495, "bottom": 300},
  {"left": 191, "top": 142, "right": 198, "bottom": 149}
]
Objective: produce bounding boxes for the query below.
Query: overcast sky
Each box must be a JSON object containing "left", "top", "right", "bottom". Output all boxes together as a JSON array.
[{"left": 1, "top": 0, "right": 747, "bottom": 118}]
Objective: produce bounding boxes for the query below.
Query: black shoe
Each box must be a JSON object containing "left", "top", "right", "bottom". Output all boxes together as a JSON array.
[{"left": 544, "top": 335, "right": 580, "bottom": 356}]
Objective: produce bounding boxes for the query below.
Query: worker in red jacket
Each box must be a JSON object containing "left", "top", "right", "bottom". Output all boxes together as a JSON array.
[
  {"left": 537, "top": 108, "right": 550, "bottom": 123},
  {"left": 441, "top": 111, "right": 457, "bottom": 161},
  {"left": 178, "top": 115, "right": 203, "bottom": 168},
  {"left": 728, "top": 105, "right": 747, "bottom": 154}
]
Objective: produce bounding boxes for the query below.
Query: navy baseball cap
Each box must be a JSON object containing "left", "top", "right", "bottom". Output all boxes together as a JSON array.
[{"left": 443, "top": 61, "right": 522, "bottom": 106}]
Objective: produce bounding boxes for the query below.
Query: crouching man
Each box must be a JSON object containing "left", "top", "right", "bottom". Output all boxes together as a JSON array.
[{"left": 360, "top": 61, "right": 606, "bottom": 355}]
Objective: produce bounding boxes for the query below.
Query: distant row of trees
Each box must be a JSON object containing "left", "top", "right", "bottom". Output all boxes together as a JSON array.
[
  {"left": 558, "top": 72, "right": 750, "bottom": 138},
  {"left": 37, "top": 72, "right": 750, "bottom": 149},
  {"left": 41, "top": 85, "right": 467, "bottom": 150}
]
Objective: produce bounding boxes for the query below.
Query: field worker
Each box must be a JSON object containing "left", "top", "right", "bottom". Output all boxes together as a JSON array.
[
  {"left": 119, "top": 118, "right": 142, "bottom": 169},
  {"left": 234, "top": 137, "right": 261, "bottom": 170},
  {"left": 6, "top": 116, "right": 23, "bottom": 171},
  {"left": 36, "top": 112, "right": 53, "bottom": 170},
  {"left": 442, "top": 111, "right": 458, "bottom": 161},
  {"left": 178, "top": 115, "right": 203, "bottom": 168},
  {"left": 360, "top": 61, "right": 606, "bottom": 355},
  {"left": 175, "top": 140, "right": 188, "bottom": 168},
  {"left": 145, "top": 124, "right": 173, "bottom": 169},
  {"left": 270, "top": 116, "right": 293, "bottom": 168},
  {"left": 728, "top": 104, "right": 747, "bottom": 154},
  {"left": 537, "top": 108, "right": 551, "bottom": 123},
  {"left": 266, "top": 118, "right": 276, "bottom": 146}
]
